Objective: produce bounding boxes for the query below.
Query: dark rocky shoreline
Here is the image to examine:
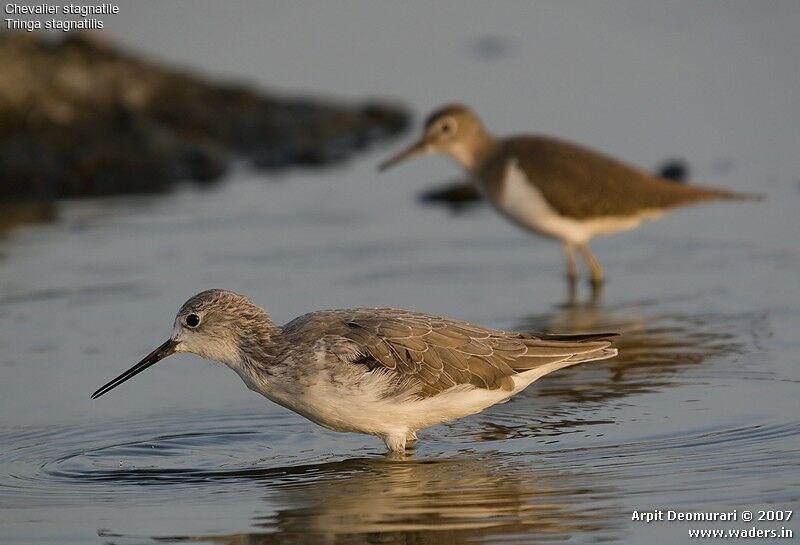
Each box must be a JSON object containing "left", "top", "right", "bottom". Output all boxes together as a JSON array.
[{"left": 0, "top": 34, "right": 409, "bottom": 203}]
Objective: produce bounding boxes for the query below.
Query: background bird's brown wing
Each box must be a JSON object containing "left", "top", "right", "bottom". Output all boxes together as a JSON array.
[
  {"left": 482, "top": 136, "right": 741, "bottom": 219},
  {"left": 330, "top": 308, "right": 616, "bottom": 398}
]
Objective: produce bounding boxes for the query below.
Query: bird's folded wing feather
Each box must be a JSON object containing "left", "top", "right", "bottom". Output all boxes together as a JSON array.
[
  {"left": 314, "top": 308, "right": 616, "bottom": 398},
  {"left": 482, "top": 137, "right": 738, "bottom": 219}
]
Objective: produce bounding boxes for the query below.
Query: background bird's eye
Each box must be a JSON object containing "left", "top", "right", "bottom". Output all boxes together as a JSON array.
[
  {"left": 440, "top": 122, "right": 452, "bottom": 133},
  {"left": 185, "top": 313, "right": 201, "bottom": 327}
]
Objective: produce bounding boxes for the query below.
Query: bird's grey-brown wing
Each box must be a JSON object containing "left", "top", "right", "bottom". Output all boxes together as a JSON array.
[
  {"left": 306, "top": 308, "right": 616, "bottom": 399},
  {"left": 480, "top": 136, "right": 743, "bottom": 219}
]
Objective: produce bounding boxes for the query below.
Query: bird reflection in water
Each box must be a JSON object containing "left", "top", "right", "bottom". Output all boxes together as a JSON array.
[
  {"left": 154, "top": 456, "right": 618, "bottom": 544},
  {"left": 461, "top": 290, "right": 758, "bottom": 445},
  {"left": 520, "top": 291, "right": 749, "bottom": 403}
]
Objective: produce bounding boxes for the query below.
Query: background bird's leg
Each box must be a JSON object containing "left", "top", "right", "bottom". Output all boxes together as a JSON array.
[
  {"left": 563, "top": 242, "right": 578, "bottom": 283},
  {"left": 589, "top": 280, "right": 604, "bottom": 304},
  {"left": 578, "top": 243, "right": 604, "bottom": 286}
]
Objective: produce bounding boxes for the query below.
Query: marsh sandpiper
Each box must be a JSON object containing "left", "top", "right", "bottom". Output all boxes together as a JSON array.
[{"left": 92, "top": 289, "right": 617, "bottom": 453}]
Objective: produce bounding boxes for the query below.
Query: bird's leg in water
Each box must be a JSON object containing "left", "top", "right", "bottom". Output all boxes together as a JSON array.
[
  {"left": 578, "top": 243, "right": 604, "bottom": 286},
  {"left": 564, "top": 242, "right": 578, "bottom": 283}
]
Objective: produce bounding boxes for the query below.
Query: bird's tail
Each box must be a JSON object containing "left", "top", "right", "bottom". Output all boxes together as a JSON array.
[
  {"left": 659, "top": 184, "right": 765, "bottom": 211},
  {"left": 714, "top": 188, "right": 765, "bottom": 202},
  {"left": 515, "top": 333, "right": 618, "bottom": 383}
]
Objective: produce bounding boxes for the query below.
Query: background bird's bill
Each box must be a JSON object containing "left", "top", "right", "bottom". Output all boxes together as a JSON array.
[
  {"left": 378, "top": 139, "right": 428, "bottom": 171},
  {"left": 91, "top": 338, "right": 177, "bottom": 399}
]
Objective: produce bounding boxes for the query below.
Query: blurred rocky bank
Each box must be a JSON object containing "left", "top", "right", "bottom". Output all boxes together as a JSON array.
[{"left": 0, "top": 34, "right": 409, "bottom": 204}]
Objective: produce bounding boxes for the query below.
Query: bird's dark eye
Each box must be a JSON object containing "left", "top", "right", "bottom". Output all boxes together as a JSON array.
[
  {"left": 185, "top": 313, "right": 200, "bottom": 328},
  {"left": 440, "top": 122, "right": 452, "bottom": 133}
]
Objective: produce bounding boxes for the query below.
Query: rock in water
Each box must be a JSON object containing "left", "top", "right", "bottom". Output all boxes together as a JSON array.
[
  {"left": 0, "top": 34, "right": 409, "bottom": 203},
  {"left": 657, "top": 158, "right": 690, "bottom": 183},
  {"left": 418, "top": 181, "right": 482, "bottom": 212}
]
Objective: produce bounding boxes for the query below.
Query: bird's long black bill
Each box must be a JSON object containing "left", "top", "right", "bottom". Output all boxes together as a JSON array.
[
  {"left": 91, "top": 338, "right": 177, "bottom": 399},
  {"left": 378, "top": 140, "right": 427, "bottom": 172}
]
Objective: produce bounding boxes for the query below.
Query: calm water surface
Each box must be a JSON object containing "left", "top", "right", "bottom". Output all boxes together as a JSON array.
[{"left": 2, "top": 2, "right": 799, "bottom": 544}]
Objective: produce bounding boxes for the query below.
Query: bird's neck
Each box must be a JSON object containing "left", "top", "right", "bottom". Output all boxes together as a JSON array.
[
  {"left": 447, "top": 130, "right": 499, "bottom": 173},
  {"left": 220, "top": 318, "right": 284, "bottom": 381},
  {"left": 229, "top": 328, "right": 306, "bottom": 406}
]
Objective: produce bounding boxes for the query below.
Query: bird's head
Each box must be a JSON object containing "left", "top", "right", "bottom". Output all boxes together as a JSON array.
[
  {"left": 91, "top": 289, "right": 275, "bottom": 399},
  {"left": 379, "top": 104, "right": 489, "bottom": 171}
]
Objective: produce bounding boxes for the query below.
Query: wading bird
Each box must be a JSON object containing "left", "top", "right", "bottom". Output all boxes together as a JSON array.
[
  {"left": 380, "top": 104, "right": 759, "bottom": 286},
  {"left": 92, "top": 289, "right": 617, "bottom": 453}
]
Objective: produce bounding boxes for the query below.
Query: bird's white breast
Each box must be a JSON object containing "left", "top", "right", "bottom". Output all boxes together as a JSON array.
[{"left": 487, "top": 158, "right": 662, "bottom": 244}]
